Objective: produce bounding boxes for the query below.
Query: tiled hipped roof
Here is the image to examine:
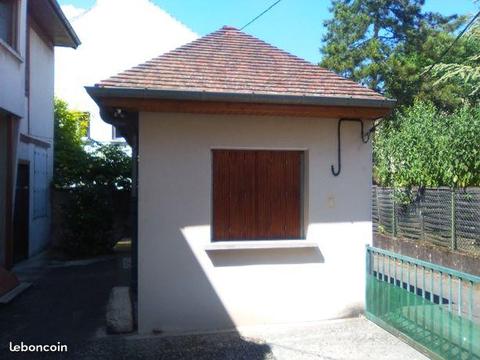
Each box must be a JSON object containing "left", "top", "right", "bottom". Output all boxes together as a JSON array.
[{"left": 97, "top": 26, "right": 385, "bottom": 100}]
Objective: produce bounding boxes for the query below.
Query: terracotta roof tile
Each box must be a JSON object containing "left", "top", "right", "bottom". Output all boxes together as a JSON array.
[{"left": 97, "top": 26, "right": 386, "bottom": 100}]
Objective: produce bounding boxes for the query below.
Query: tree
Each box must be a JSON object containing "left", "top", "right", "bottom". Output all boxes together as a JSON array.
[
  {"left": 83, "top": 141, "right": 132, "bottom": 190},
  {"left": 384, "top": 26, "right": 475, "bottom": 110},
  {"left": 320, "top": 0, "right": 461, "bottom": 104},
  {"left": 53, "top": 98, "right": 90, "bottom": 187},
  {"left": 374, "top": 100, "right": 480, "bottom": 188},
  {"left": 427, "top": 20, "right": 480, "bottom": 105},
  {"left": 54, "top": 99, "right": 132, "bottom": 190}
]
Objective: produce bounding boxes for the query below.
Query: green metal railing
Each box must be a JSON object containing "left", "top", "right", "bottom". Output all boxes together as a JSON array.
[{"left": 366, "top": 246, "right": 480, "bottom": 360}]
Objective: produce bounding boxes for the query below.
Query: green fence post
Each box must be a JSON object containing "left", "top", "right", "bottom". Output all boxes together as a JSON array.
[
  {"left": 451, "top": 189, "right": 457, "bottom": 251},
  {"left": 421, "top": 211, "right": 425, "bottom": 241},
  {"left": 392, "top": 189, "right": 397, "bottom": 237},
  {"left": 420, "top": 198, "right": 425, "bottom": 241},
  {"left": 365, "top": 245, "right": 371, "bottom": 315}
]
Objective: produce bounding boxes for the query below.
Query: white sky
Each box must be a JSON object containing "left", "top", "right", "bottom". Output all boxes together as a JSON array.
[
  {"left": 60, "top": 4, "right": 87, "bottom": 19},
  {"left": 55, "top": 0, "right": 198, "bottom": 141}
]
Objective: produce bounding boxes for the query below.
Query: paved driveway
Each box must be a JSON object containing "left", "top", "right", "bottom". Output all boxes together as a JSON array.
[
  {"left": 239, "top": 318, "right": 429, "bottom": 360},
  {"left": 0, "top": 251, "right": 428, "bottom": 360}
]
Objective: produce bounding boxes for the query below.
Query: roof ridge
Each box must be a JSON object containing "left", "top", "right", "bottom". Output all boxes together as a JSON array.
[{"left": 228, "top": 29, "right": 314, "bottom": 65}]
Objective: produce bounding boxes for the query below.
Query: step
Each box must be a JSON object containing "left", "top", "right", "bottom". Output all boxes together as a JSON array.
[{"left": 0, "top": 282, "right": 32, "bottom": 304}]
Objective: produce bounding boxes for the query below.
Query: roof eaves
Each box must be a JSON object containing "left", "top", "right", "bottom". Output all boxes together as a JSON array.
[
  {"left": 48, "top": 0, "right": 81, "bottom": 48},
  {"left": 85, "top": 86, "right": 397, "bottom": 109}
]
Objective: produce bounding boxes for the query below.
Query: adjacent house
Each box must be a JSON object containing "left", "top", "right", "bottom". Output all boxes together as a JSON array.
[
  {"left": 87, "top": 26, "right": 395, "bottom": 334},
  {"left": 0, "top": 0, "right": 79, "bottom": 276}
]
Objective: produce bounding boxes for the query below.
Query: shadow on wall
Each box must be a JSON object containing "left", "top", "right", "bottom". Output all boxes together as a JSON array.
[
  {"left": 207, "top": 247, "right": 324, "bottom": 267},
  {"left": 138, "top": 115, "right": 371, "bottom": 339},
  {"left": 141, "top": 226, "right": 272, "bottom": 360}
]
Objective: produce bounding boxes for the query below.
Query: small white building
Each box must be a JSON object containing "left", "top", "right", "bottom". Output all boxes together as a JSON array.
[
  {"left": 88, "top": 26, "right": 395, "bottom": 334},
  {"left": 0, "top": 0, "right": 79, "bottom": 270},
  {"left": 55, "top": 0, "right": 197, "bottom": 142}
]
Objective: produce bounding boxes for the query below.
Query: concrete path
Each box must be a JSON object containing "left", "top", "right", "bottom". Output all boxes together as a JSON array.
[
  {"left": 0, "top": 251, "right": 428, "bottom": 360},
  {"left": 241, "top": 318, "right": 430, "bottom": 360}
]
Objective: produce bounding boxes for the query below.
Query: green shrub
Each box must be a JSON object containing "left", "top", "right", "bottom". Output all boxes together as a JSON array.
[
  {"left": 62, "top": 186, "right": 114, "bottom": 257},
  {"left": 374, "top": 101, "right": 480, "bottom": 188},
  {"left": 54, "top": 99, "right": 132, "bottom": 257}
]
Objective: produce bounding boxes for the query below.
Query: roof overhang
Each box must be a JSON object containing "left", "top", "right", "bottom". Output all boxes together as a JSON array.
[
  {"left": 28, "top": 0, "right": 80, "bottom": 48},
  {"left": 86, "top": 86, "right": 396, "bottom": 121}
]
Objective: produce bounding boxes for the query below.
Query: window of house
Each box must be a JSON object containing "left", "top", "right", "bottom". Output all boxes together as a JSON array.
[
  {"left": 0, "top": 0, "right": 17, "bottom": 48},
  {"left": 212, "top": 149, "right": 304, "bottom": 241},
  {"left": 112, "top": 126, "right": 123, "bottom": 140}
]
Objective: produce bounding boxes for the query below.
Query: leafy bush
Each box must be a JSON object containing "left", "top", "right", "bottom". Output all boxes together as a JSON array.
[
  {"left": 374, "top": 100, "right": 480, "bottom": 188},
  {"left": 61, "top": 186, "right": 115, "bottom": 257},
  {"left": 66, "top": 140, "right": 132, "bottom": 190},
  {"left": 53, "top": 99, "right": 132, "bottom": 257}
]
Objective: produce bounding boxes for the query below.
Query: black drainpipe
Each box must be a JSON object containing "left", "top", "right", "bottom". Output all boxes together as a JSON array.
[
  {"left": 99, "top": 108, "right": 139, "bottom": 327},
  {"left": 130, "top": 122, "right": 138, "bottom": 301}
]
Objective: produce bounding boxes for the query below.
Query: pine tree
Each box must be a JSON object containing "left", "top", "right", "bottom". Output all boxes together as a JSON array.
[{"left": 320, "top": 0, "right": 459, "bottom": 96}]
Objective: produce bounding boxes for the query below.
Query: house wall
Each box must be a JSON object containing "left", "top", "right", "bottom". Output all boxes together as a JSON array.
[
  {"left": 0, "top": 0, "right": 27, "bottom": 117},
  {"left": 1, "top": 1, "right": 66, "bottom": 267},
  {"left": 0, "top": 0, "right": 26, "bottom": 267},
  {"left": 138, "top": 112, "right": 373, "bottom": 334},
  {"left": 0, "top": 119, "right": 7, "bottom": 265},
  {"left": 28, "top": 27, "right": 54, "bottom": 141},
  {"left": 0, "top": 0, "right": 27, "bottom": 118},
  {"left": 17, "top": 25, "right": 55, "bottom": 257}
]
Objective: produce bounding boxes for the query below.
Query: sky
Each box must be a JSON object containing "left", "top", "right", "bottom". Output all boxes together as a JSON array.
[
  {"left": 55, "top": 0, "right": 198, "bottom": 141},
  {"left": 58, "top": 0, "right": 478, "bottom": 64}
]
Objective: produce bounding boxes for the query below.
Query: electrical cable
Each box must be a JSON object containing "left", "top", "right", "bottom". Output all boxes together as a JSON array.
[
  {"left": 240, "top": 0, "right": 283, "bottom": 30},
  {"left": 422, "top": 10, "right": 480, "bottom": 80},
  {"left": 368, "top": 10, "right": 480, "bottom": 135}
]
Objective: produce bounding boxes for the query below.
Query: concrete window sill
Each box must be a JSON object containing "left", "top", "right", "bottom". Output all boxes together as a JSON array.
[
  {"left": 205, "top": 240, "right": 317, "bottom": 251},
  {"left": 0, "top": 39, "right": 24, "bottom": 63}
]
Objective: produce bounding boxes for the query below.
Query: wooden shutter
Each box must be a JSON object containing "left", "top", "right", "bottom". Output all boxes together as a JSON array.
[{"left": 212, "top": 150, "right": 302, "bottom": 240}]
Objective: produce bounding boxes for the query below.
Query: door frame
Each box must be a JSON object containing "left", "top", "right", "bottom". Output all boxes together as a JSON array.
[
  {"left": 4, "top": 114, "right": 14, "bottom": 269},
  {"left": 13, "top": 160, "right": 30, "bottom": 264}
]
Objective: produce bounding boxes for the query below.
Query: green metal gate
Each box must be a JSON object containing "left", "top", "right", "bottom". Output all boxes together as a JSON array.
[{"left": 366, "top": 246, "right": 480, "bottom": 360}]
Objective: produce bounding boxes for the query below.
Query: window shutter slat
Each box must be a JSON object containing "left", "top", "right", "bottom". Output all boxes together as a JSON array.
[
  {"left": 212, "top": 151, "right": 228, "bottom": 240},
  {"left": 284, "top": 152, "right": 302, "bottom": 237}
]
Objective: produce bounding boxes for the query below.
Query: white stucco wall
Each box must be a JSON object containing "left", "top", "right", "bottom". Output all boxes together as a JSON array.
[
  {"left": 19, "top": 26, "right": 55, "bottom": 257},
  {"left": 138, "top": 112, "right": 373, "bottom": 334},
  {"left": 28, "top": 28, "right": 54, "bottom": 141},
  {"left": 0, "top": 0, "right": 27, "bottom": 117},
  {"left": 1, "top": 2, "right": 58, "bottom": 265}
]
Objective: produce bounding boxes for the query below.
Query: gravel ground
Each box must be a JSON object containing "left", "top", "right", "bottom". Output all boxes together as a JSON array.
[
  {"left": 2, "top": 318, "right": 430, "bottom": 360},
  {"left": 0, "top": 251, "right": 429, "bottom": 360}
]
